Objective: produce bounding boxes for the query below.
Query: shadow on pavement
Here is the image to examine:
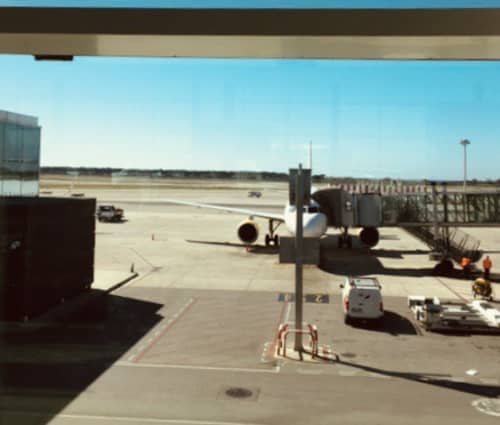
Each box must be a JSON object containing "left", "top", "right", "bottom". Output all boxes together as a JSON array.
[
  {"left": 319, "top": 236, "right": 464, "bottom": 278},
  {"left": 304, "top": 347, "right": 500, "bottom": 398},
  {"left": 334, "top": 358, "right": 500, "bottom": 398},
  {"left": 348, "top": 310, "right": 418, "bottom": 336},
  {"left": 371, "top": 248, "right": 429, "bottom": 259},
  {"left": 318, "top": 234, "right": 493, "bottom": 279},
  {"left": 186, "top": 239, "right": 279, "bottom": 254},
  {"left": 0, "top": 289, "right": 164, "bottom": 425},
  {"left": 319, "top": 249, "right": 434, "bottom": 278}
]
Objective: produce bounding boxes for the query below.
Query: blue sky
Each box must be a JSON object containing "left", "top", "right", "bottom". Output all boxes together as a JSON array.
[{"left": 1, "top": 55, "right": 499, "bottom": 180}]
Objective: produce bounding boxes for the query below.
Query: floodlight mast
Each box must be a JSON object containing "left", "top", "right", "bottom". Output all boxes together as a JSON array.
[
  {"left": 460, "top": 138, "right": 471, "bottom": 194},
  {"left": 294, "top": 163, "right": 304, "bottom": 354}
]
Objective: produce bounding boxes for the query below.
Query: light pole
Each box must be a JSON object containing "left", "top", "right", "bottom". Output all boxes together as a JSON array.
[
  {"left": 459, "top": 139, "right": 471, "bottom": 193},
  {"left": 294, "top": 163, "right": 304, "bottom": 355}
]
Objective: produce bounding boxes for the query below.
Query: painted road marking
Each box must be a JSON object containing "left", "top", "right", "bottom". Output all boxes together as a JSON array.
[
  {"left": 116, "top": 361, "right": 279, "bottom": 374},
  {"left": 337, "top": 368, "right": 359, "bottom": 377},
  {"left": 435, "top": 277, "right": 468, "bottom": 302},
  {"left": 479, "top": 378, "right": 499, "bottom": 385},
  {"left": 1, "top": 411, "right": 266, "bottom": 425},
  {"left": 263, "top": 300, "right": 293, "bottom": 363},
  {"left": 365, "top": 372, "right": 391, "bottom": 379},
  {"left": 132, "top": 298, "right": 196, "bottom": 363},
  {"left": 472, "top": 398, "right": 500, "bottom": 417},
  {"left": 260, "top": 342, "right": 271, "bottom": 363},
  {"left": 285, "top": 302, "right": 292, "bottom": 322},
  {"left": 278, "top": 293, "right": 330, "bottom": 303}
]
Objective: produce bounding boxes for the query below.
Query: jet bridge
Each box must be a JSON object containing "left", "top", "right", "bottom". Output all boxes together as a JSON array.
[
  {"left": 381, "top": 185, "right": 500, "bottom": 272},
  {"left": 314, "top": 185, "right": 500, "bottom": 272},
  {"left": 381, "top": 190, "right": 500, "bottom": 227},
  {"left": 312, "top": 188, "right": 382, "bottom": 247}
]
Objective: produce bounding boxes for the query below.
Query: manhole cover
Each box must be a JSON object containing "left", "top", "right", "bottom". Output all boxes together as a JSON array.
[
  {"left": 340, "top": 352, "right": 357, "bottom": 358},
  {"left": 472, "top": 398, "right": 500, "bottom": 417},
  {"left": 225, "top": 387, "right": 253, "bottom": 399}
]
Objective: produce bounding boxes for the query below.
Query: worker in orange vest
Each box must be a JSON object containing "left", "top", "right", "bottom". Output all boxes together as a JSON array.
[
  {"left": 483, "top": 255, "right": 492, "bottom": 279},
  {"left": 461, "top": 256, "right": 472, "bottom": 279}
]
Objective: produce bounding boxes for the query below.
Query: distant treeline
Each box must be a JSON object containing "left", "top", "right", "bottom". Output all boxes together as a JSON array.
[
  {"left": 39, "top": 167, "right": 499, "bottom": 185},
  {"left": 40, "top": 167, "right": 366, "bottom": 183},
  {"left": 41, "top": 167, "right": 290, "bottom": 181}
]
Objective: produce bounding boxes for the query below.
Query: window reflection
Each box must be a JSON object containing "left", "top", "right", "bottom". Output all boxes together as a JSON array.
[{"left": 0, "top": 111, "right": 41, "bottom": 197}]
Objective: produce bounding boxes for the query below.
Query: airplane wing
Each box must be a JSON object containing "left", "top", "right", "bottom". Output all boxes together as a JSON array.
[{"left": 164, "top": 199, "right": 285, "bottom": 222}]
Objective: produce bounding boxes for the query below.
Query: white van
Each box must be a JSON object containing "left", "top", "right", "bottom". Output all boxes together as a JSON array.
[{"left": 340, "top": 276, "right": 384, "bottom": 325}]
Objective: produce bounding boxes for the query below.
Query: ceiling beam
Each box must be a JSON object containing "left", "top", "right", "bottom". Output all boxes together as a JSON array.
[{"left": 1, "top": 7, "right": 500, "bottom": 59}]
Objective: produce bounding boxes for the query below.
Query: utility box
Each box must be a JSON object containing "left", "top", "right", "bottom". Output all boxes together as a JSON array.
[{"left": 279, "top": 236, "right": 320, "bottom": 265}]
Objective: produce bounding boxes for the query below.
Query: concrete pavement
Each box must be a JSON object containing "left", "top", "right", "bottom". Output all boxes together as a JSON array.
[{"left": 3, "top": 183, "right": 500, "bottom": 424}]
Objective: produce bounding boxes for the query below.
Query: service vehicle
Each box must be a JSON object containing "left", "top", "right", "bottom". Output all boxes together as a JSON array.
[
  {"left": 472, "top": 277, "right": 494, "bottom": 301},
  {"left": 340, "top": 276, "right": 384, "bottom": 325},
  {"left": 248, "top": 191, "right": 262, "bottom": 198},
  {"left": 408, "top": 295, "right": 500, "bottom": 333},
  {"left": 97, "top": 205, "right": 124, "bottom": 222}
]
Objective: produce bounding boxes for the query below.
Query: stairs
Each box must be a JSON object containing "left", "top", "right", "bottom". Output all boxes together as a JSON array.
[{"left": 403, "top": 225, "right": 482, "bottom": 264}]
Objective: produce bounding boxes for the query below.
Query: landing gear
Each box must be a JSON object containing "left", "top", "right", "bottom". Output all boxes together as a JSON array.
[
  {"left": 265, "top": 219, "right": 282, "bottom": 247},
  {"left": 338, "top": 227, "right": 352, "bottom": 248}
]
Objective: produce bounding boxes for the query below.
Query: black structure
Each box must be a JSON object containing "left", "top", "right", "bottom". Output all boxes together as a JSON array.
[{"left": 0, "top": 197, "right": 95, "bottom": 321}]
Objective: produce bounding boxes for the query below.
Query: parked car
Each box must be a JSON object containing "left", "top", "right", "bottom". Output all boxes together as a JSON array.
[
  {"left": 248, "top": 191, "right": 262, "bottom": 198},
  {"left": 97, "top": 205, "right": 124, "bottom": 222},
  {"left": 340, "top": 276, "right": 384, "bottom": 325}
]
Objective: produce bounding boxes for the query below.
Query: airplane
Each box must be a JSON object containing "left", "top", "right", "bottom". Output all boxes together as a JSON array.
[
  {"left": 165, "top": 143, "right": 382, "bottom": 249},
  {"left": 164, "top": 195, "right": 328, "bottom": 247},
  {"left": 164, "top": 183, "right": 381, "bottom": 249}
]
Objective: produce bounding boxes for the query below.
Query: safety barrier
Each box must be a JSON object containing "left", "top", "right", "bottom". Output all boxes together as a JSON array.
[{"left": 277, "top": 322, "right": 319, "bottom": 358}]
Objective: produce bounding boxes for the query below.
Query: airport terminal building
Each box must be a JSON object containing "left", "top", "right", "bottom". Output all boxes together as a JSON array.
[{"left": 0, "top": 110, "right": 41, "bottom": 197}]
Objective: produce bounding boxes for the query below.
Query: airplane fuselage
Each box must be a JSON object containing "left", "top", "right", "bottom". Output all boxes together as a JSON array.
[{"left": 283, "top": 202, "right": 328, "bottom": 238}]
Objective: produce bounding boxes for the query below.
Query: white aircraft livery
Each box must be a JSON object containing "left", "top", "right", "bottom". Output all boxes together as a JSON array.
[{"left": 164, "top": 194, "right": 329, "bottom": 247}]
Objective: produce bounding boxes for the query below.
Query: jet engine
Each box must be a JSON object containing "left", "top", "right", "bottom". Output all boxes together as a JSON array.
[
  {"left": 359, "top": 227, "right": 379, "bottom": 248},
  {"left": 237, "top": 220, "right": 259, "bottom": 244}
]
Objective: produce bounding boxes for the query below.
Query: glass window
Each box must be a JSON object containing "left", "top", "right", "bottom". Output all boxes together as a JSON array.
[
  {"left": 2, "top": 31, "right": 500, "bottom": 425},
  {"left": 22, "top": 127, "right": 41, "bottom": 165},
  {"left": 4, "top": 124, "right": 22, "bottom": 162}
]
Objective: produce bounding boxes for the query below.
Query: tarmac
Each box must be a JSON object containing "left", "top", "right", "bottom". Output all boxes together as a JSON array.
[{"left": 2, "top": 183, "right": 500, "bottom": 424}]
